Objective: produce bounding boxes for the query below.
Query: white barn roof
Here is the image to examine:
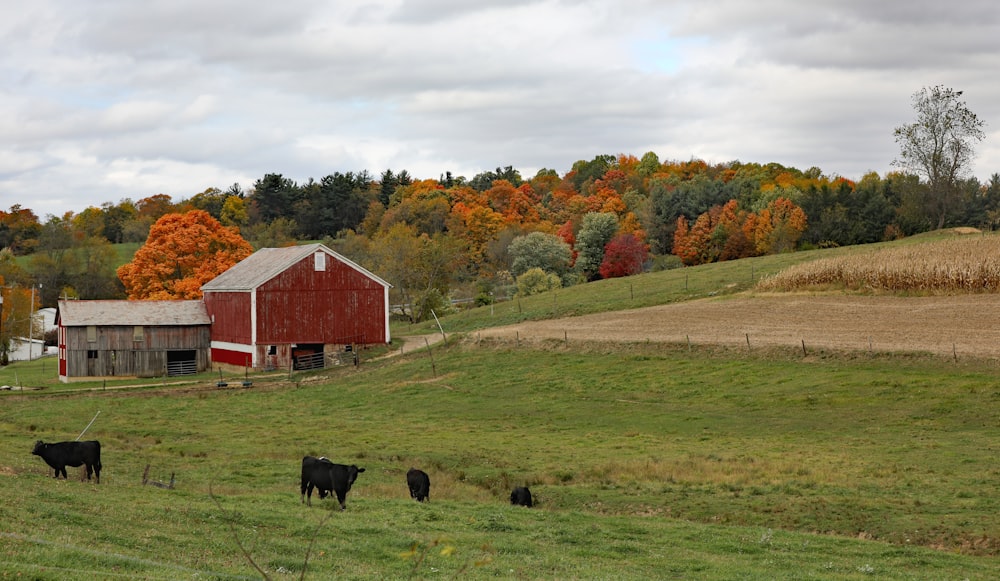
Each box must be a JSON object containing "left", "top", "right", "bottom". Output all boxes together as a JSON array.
[{"left": 57, "top": 300, "right": 211, "bottom": 327}]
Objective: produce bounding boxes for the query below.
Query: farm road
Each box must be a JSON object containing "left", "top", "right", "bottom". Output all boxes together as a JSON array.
[
  {"left": 388, "top": 333, "right": 447, "bottom": 356},
  {"left": 474, "top": 294, "right": 1000, "bottom": 359}
]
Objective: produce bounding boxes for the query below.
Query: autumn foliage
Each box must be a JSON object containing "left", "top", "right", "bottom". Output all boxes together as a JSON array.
[
  {"left": 673, "top": 197, "right": 807, "bottom": 266},
  {"left": 0, "top": 276, "right": 34, "bottom": 364},
  {"left": 8, "top": 153, "right": 911, "bottom": 315},
  {"left": 117, "top": 210, "right": 254, "bottom": 300},
  {"left": 599, "top": 233, "right": 649, "bottom": 279}
]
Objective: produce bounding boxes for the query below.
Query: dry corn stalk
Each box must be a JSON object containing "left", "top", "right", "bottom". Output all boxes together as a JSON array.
[{"left": 757, "top": 235, "right": 1000, "bottom": 293}]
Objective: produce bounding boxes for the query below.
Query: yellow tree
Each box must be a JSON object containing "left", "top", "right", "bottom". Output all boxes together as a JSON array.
[
  {"left": 71, "top": 207, "right": 106, "bottom": 239},
  {"left": 220, "top": 195, "right": 249, "bottom": 228},
  {"left": 117, "top": 210, "right": 253, "bottom": 300}
]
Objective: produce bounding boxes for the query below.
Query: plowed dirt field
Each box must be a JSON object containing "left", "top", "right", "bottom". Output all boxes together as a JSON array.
[{"left": 476, "top": 294, "right": 1000, "bottom": 358}]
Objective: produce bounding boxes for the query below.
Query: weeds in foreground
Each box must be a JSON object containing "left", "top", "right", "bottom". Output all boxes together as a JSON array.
[
  {"left": 400, "top": 537, "right": 494, "bottom": 579},
  {"left": 210, "top": 483, "right": 332, "bottom": 581}
]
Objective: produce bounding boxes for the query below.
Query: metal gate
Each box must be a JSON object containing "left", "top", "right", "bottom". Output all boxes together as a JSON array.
[
  {"left": 167, "top": 360, "right": 197, "bottom": 376},
  {"left": 293, "top": 351, "right": 325, "bottom": 371}
]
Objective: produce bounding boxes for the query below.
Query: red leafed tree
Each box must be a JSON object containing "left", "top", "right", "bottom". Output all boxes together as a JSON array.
[
  {"left": 599, "top": 233, "right": 648, "bottom": 279},
  {"left": 117, "top": 210, "right": 253, "bottom": 300},
  {"left": 136, "top": 193, "right": 176, "bottom": 222},
  {"left": 717, "top": 199, "right": 754, "bottom": 261},
  {"left": 557, "top": 220, "right": 578, "bottom": 266}
]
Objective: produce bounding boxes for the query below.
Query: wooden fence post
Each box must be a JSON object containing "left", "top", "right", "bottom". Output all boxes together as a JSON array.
[{"left": 424, "top": 337, "right": 436, "bottom": 377}]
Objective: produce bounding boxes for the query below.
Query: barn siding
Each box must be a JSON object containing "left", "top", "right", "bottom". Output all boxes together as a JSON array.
[
  {"left": 203, "top": 291, "right": 252, "bottom": 344},
  {"left": 256, "top": 343, "right": 291, "bottom": 371},
  {"left": 255, "top": 254, "right": 387, "bottom": 345},
  {"left": 61, "top": 325, "right": 211, "bottom": 378},
  {"left": 211, "top": 346, "right": 253, "bottom": 367}
]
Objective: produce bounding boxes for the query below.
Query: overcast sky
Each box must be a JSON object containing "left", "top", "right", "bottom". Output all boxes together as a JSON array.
[{"left": 3, "top": 0, "right": 999, "bottom": 218}]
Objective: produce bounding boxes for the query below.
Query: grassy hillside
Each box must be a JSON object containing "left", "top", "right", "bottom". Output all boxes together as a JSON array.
[
  {"left": 1, "top": 341, "right": 998, "bottom": 579},
  {"left": 400, "top": 228, "right": 990, "bottom": 337}
]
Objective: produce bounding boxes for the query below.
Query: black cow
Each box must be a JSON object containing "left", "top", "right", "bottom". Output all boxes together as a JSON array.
[
  {"left": 300, "top": 456, "right": 365, "bottom": 509},
  {"left": 510, "top": 486, "right": 532, "bottom": 507},
  {"left": 406, "top": 468, "right": 430, "bottom": 502},
  {"left": 32, "top": 440, "right": 102, "bottom": 483}
]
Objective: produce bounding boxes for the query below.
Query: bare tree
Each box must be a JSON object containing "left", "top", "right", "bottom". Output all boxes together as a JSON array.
[{"left": 893, "top": 86, "right": 986, "bottom": 229}]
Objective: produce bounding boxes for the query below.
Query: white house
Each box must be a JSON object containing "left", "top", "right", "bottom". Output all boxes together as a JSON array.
[
  {"left": 7, "top": 306, "right": 58, "bottom": 362},
  {"left": 9, "top": 337, "right": 49, "bottom": 361}
]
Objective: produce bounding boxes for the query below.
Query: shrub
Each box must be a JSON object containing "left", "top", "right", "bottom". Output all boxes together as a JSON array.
[{"left": 516, "top": 267, "right": 562, "bottom": 297}]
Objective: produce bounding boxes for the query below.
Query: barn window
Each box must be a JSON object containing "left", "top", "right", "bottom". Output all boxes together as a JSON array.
[
  {"left": 267, "top": 345, "right": 277, "bottom": 355},
  {"left": 87, "top": 350, "right": 98, "bottom": 359},
  {"left": 314, "top": 251, "right": 326, "bottom": 271},
  {"left": 86, "top": 326, "right": 97, "bottom": 342},
  {"left": 133, "top": 326, "right": 144, "bottom": 341}
]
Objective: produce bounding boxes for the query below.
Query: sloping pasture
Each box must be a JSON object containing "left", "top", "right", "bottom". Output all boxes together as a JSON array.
[{"left": 1, "top": 339, "right": 997, "bottom": 579}]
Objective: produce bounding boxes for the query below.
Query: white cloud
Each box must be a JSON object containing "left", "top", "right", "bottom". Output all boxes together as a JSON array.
[{"left": 1, "top": 0, "right": 999, "bottom": 215}]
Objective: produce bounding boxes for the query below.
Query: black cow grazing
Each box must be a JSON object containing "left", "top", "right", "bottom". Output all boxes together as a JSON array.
[
  {"left": 32, "top": 440, "right": 102, "bottom": 483},
  {"left": 510, "top": 486, "right": 533, "bottom": 507},
  {"left": 300, "top": 456, "right": 365, "bottom": 510},
  {"left": 406, "top": 468, "right": 430, "bottom": 502}
]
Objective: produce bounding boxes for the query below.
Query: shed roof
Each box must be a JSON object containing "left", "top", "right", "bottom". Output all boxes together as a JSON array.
[
  {"left": 201, "top": 243, "right": 391, "bottom": 292},
  {"left": 57, "top": 300, "right": 211, "bottom": 327}
]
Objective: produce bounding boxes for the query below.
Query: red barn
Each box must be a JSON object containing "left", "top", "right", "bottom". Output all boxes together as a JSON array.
[{"left": 201, "top": 243, "right": 391, "bottom": 370}]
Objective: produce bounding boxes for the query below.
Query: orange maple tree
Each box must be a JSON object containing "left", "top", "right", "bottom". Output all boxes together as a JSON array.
[
  {"left": 674, "top": 197, "right": 808, "bottom": 265},
  {"left": 752, "top": 197, "right": 808, "bottom": 254},
  {"left": 480, "top": 180, "right": 540, "bottom": 224},
  {"left": 117, "top": 210, "right": 254, "bottom": 300},
  {"left": 672, "top": 210, "right": 720, "bottom": 266}
]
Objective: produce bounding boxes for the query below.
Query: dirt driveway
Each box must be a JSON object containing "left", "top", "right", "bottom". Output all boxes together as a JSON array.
[{"left": 475, "top": 294, "right": 1000, "bottom": 359}]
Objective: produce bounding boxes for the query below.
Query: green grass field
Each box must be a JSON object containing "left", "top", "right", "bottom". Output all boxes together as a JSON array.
[{"left": 1, "top": 340, "right": 998, "bottom": 579}]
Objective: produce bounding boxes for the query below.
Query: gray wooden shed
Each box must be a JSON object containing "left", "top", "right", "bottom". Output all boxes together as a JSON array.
[{"left": 56, "top": 300, "right": 211, "bottom": 382}]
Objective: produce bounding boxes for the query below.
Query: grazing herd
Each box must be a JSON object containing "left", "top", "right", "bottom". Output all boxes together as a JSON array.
[{"left": 30, "top": 440, "right": 532, "bottom": 510}]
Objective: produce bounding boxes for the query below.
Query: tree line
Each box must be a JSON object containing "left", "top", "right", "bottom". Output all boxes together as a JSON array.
[{"left": 3, "top": 155, "right": 997, "bottom": 309}]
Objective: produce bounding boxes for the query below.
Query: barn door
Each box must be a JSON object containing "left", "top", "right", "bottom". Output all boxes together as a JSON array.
[
  {"left": 167, "top": 350, "right": 197, "bottom": 376},
  {"left": 292, "top": 344, "right": 325, "bottom": 370}
]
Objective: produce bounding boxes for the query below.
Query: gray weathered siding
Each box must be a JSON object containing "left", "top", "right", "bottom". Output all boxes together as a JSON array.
[{"left": 62, "top": 325, "right": 211, "bottom": 378}]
